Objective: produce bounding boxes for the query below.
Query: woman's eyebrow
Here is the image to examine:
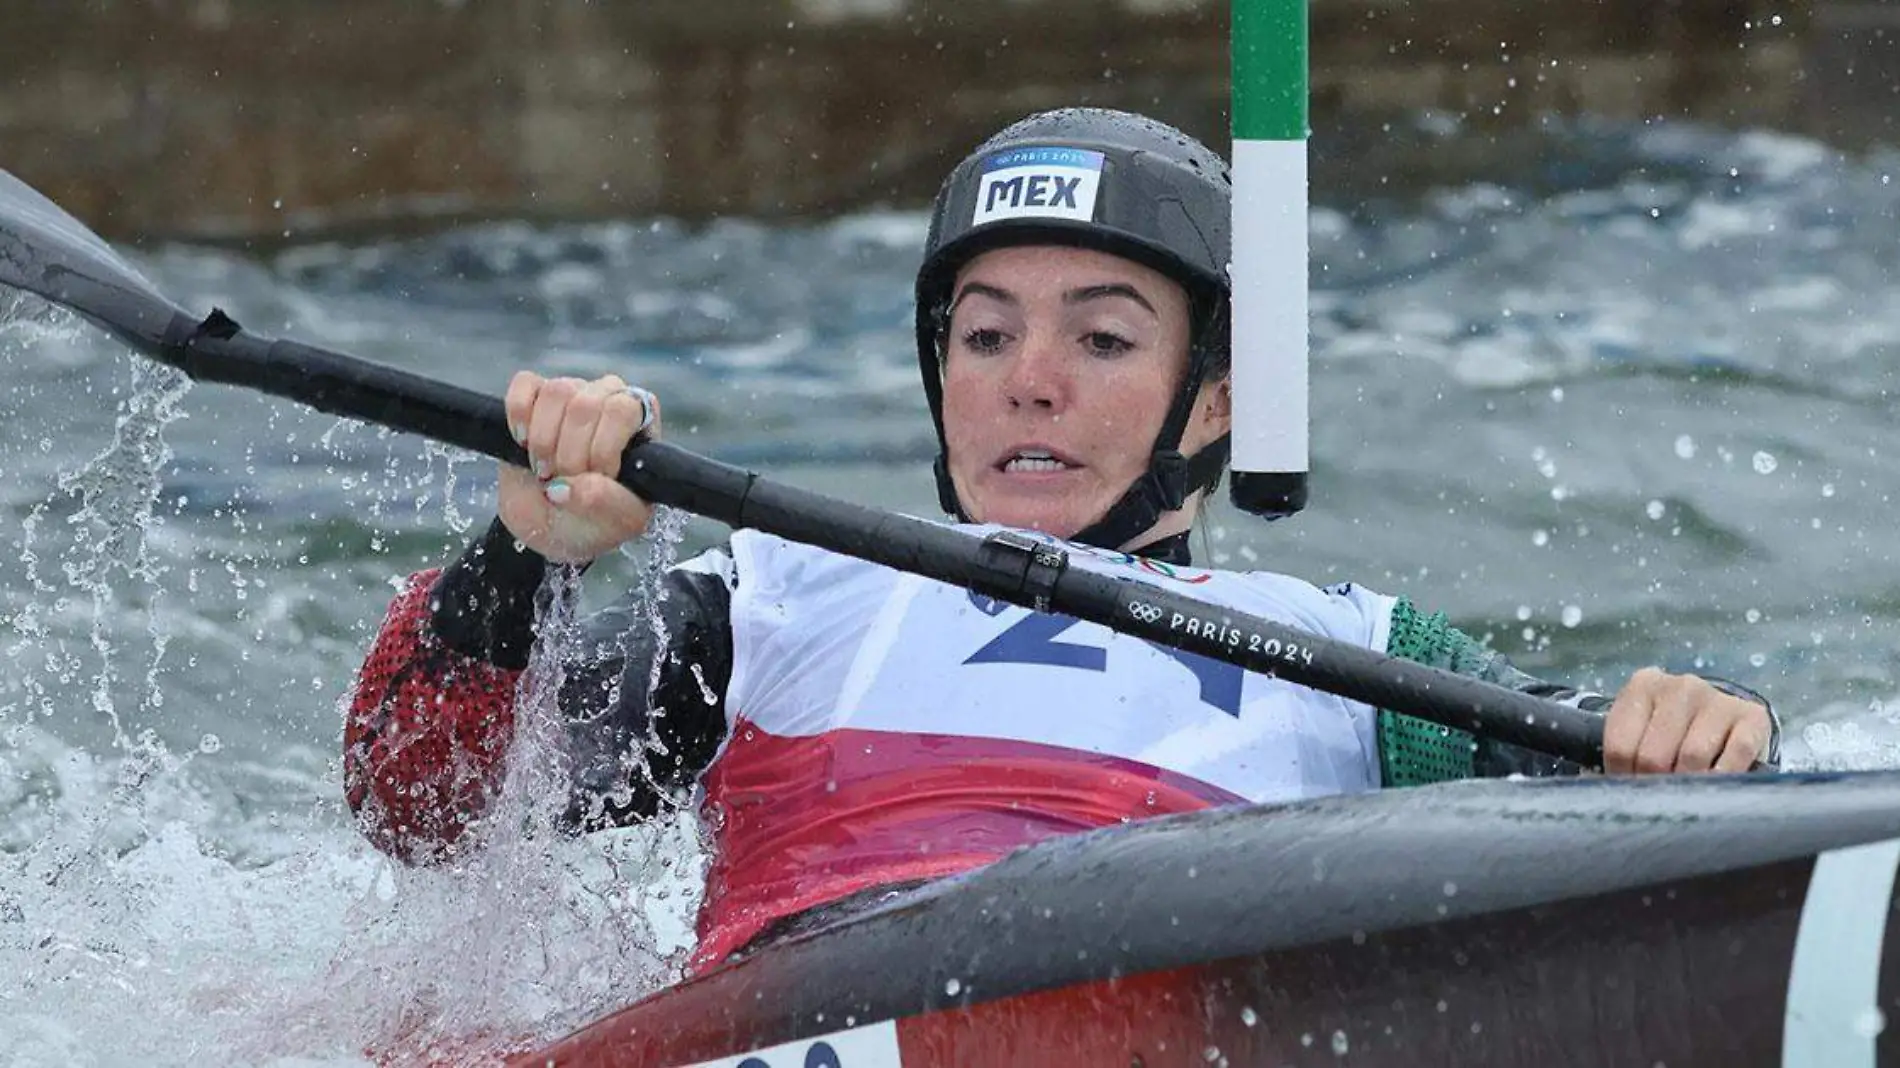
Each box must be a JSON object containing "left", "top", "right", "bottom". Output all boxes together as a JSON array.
[
  {"left": 949, "top": 282, "right": 1015, "bottom": 313},
  {"left": 1065, "top": 283, "right": 1157, "bottom": 317}
]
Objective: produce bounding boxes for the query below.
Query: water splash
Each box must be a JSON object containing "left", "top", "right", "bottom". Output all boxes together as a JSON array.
[
  {"left": 628, "top": 507, "right": 696, "bottom": 799},
  {"left": 54, "top": 357, "right": 192, "bottom": 753},
  {"left": 232, "top": 560, "right": 695, "bottom": 1066},
  {"left": 0, "top": 295, "right": 696, "bottom": 1066}
]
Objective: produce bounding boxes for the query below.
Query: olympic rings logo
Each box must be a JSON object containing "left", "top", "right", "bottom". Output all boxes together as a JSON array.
[{"left": 1127, "top": 601, "right": 1165, "bottom": 624}]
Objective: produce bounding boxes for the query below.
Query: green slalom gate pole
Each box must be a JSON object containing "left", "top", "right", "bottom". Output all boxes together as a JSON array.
[{"left": 1228, "top": 0, "right": 1310, "bottom": 521}]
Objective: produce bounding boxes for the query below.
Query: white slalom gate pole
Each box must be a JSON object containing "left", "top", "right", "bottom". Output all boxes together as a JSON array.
[{"left": 1228, "top": 0, "right": 1310, "bottom": 520}]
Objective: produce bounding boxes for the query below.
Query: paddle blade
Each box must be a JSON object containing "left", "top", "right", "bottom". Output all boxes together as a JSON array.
[{"left": 0, "top": 168, "right": 190, "bottom": 351}]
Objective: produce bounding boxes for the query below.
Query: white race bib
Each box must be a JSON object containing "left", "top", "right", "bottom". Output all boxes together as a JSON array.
[{"left": 717, "top": 526, "right": 1397, "bottom": 803}]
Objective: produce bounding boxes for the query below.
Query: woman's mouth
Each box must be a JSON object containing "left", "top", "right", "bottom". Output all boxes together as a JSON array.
[{"left": 999, "top": 448, "right": 1080, "bottom": 474}]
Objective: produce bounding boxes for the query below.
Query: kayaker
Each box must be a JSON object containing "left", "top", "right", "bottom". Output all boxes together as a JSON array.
[{"left": 342, "top": 108, "right": 1781, "bottom": 974}]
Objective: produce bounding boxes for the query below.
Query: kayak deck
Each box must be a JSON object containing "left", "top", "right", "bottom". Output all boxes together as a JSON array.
[{"left": 512, "top": 771, "right": 1900, "bottom": 1066}]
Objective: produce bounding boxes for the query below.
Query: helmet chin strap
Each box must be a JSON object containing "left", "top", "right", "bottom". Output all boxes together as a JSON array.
[{"left": 1068, "top": 435, "right": 1229, "bottom": 551}]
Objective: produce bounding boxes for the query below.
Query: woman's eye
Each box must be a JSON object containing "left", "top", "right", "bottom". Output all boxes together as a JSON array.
[
  {"left": 1083, "top": 331, "right": 1134, "bottom": 357},
  {"left": 961, "top": 327, "right": 1007, "bottom": 354}
]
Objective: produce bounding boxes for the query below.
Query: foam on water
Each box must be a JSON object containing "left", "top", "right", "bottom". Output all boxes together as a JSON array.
[
  {"left": 1312, "top": 128, "right": 1900, "bottom": 398},
  {"left": 0, "top": 716, "right": 702, "bottom": 1067},
  {"left": 1786, "top": 699, "right": 1900, "bottom": 772}
]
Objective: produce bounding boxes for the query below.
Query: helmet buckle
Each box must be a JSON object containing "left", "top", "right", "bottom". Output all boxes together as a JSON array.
[{"left": 1145, "top": 449, "right": 1190, "bottom": 512}]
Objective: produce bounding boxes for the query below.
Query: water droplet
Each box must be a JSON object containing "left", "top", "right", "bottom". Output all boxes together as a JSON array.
[
  {"left": 1561, "top": 605, "right": 1583, "bottom": 628},
  {"left": 1822, "top": 482, "right": 1837, "bottom": 498},
  {"left": 945, "top": 977, "right": 962, "bottom": 997},
  {"left": 1745, "top": 608, "right": 1762, "bottom": 624},
  {"left": 1854, "top": 1006, "right": 1886, "bottom": 1037},
  {"left": 1240, "top": 1007, "right": 1258, "bottom": 1027},
  {"left": 1531, "top": 529, "right": 1549, "bottom": 547},
  {"left": 198, "top": 734, "right": 222, "bottom": 754},
  {"left": 1301, "top": 1033, "right": 1314, "bottom": 1047},
  {"left": 1749, "top": 652, "right": 1767, "bottom": 668},
  {"left": 1645, "top": 499, "right": 1666, "bottom": 521},
  {"left": 1674, "top": 434, "right": 1697, "bottom": 460},
  {"left": 1332, "top": 1031, "right": 1350, "bottom": 1055},
  {"left": 1752, "top": 451, "right": 1778, "bottom": 475},
  {"left": 1443, "top": 881, "right": 1459, "bottom": 897},
  {"left": 1515, "top": 605, "right": 1532, "bottom": 621}
]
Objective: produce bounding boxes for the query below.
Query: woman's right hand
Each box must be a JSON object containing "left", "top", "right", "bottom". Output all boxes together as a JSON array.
[{"left": 498, "top": 371, "right": 662, "bottom": 564}]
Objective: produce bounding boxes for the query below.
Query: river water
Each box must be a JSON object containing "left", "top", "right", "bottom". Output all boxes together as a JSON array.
[{"left": 3, "top": 116, "right": 1900, "bottom": 1064}]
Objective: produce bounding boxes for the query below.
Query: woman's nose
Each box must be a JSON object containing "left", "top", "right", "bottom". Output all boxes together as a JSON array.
[{"left": 1003, "top": 333, "right": 1066, "bottom": 411}]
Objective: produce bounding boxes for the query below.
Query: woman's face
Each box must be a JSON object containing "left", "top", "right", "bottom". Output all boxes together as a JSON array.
[{"left": 940, "top": 244, "right": 1229, "bottom": 544}]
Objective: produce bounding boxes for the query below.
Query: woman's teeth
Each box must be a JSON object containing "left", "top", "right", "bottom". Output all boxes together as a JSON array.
[{"left": 1005, "top": 456, "right": 1070, "bottom": 473}]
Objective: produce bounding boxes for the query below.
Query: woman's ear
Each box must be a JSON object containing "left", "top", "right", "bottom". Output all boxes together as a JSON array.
[{"left": 1204, "top": 376, "right": 1233, "bottom": 433}]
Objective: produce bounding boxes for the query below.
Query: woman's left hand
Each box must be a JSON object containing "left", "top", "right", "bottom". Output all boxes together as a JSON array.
[{"left": 1602, "top": 666, "right": 1772, "bottom": 774}]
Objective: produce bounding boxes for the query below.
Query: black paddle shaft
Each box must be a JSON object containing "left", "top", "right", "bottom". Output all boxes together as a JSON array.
[{"left": 158, "top": 314, "right": 1601, "bottom": 765}]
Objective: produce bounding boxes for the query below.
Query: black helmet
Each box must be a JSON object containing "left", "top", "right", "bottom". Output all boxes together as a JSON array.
[{"left": 914, "top": 108, "right": 1241, "bottom": 551}]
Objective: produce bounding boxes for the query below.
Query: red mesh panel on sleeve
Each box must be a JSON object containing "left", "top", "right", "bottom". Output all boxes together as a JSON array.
[{"left": 343, "top": 568, "right": 524, "bottom": 863}]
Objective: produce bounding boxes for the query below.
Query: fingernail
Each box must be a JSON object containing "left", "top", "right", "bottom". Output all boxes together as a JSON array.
[
  {"left": 545, "top": 478, "right": 570, "bottom": 505},
  {"left": 533, "top": 458, "right": 551, "bottom": 480},
  {"left": 511, "top": 422, "right": 527, "bottom": 444}
]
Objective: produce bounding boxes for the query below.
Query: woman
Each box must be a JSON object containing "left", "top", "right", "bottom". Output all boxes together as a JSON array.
[{"left": 343, "top": 108, "right": 1779, "bottom": 975}]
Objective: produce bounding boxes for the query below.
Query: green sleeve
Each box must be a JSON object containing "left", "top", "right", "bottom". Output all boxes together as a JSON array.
[
  {"left": 1374, "top": 598, "right": 1781, "bottom": 787},
  {"left": 1375, "top": 598, "right": 1589, "bottom": 788},
  {"left": 1377, "top": 598, "right": 1482, "bottom": 787}
]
